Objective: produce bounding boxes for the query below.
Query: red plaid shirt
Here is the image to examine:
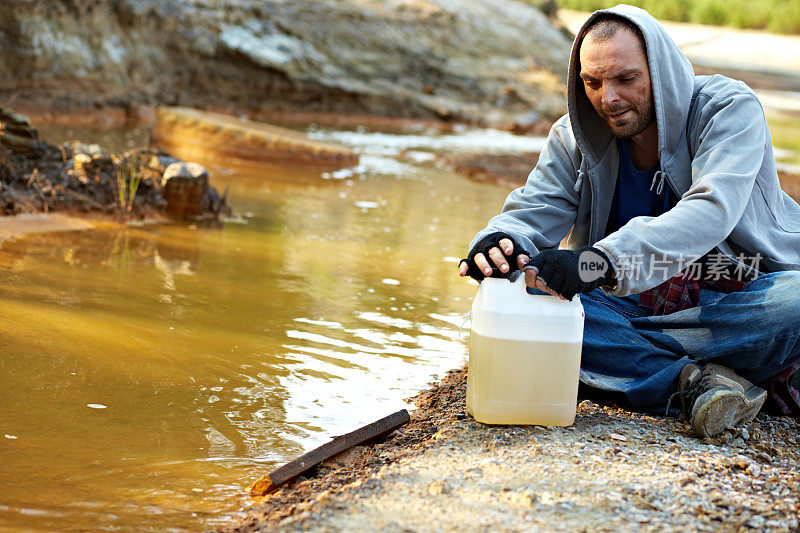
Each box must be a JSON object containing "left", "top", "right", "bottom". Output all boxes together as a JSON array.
[
  {"left": 638, "top": 252, "right": 750, "bottom": 316},
  {"left": 638, "top": 272, "right": 748, "bottom": 316}
]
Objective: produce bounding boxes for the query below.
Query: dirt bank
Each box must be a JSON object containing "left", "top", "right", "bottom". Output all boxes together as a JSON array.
[
  {"left": 0, "top": 105, "right": 231, "bottom": 221},
  {"left": 0, "top": 0, "right": 570, "bottom": 128},
  {"left": 222, "top": 366, "right": 800, "bottom": 532}
]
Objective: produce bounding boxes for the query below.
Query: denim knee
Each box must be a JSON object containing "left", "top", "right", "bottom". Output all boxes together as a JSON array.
[
  {"left": 739, "top": 271, "right": 800, "bottom": 379},
  {"left": 760, "top": 271, "right": 800, "bottom": 331}
]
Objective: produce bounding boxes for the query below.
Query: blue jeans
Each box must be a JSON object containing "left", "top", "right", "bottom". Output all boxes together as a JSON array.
[{"left": 577, "top": 271, "right": 800, "bottom": 411}]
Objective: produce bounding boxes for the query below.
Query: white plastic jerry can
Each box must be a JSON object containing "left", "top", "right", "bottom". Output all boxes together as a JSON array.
[{"left": 466, "top": 275, "right": 585, "bottom": 426}]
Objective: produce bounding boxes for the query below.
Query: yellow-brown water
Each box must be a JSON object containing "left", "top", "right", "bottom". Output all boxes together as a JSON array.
[
  {"left": 0, "top": 132, "right": 512, "bottom": 531},
  {"left": 8, "top": 113, "right": 797, "bottom": 530}
]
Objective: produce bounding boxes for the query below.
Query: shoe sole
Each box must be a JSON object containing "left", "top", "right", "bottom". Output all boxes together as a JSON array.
[{"left": 691, "top": 386, "right": 767, "bottom": 438}]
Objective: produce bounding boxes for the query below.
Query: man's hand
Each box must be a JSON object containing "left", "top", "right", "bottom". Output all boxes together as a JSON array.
[
  {"left": 524, "top": 247, "right": 615, "bottom": 300},
  {"left": 459, "top": 232, "right": 529, "bottom": 281}
]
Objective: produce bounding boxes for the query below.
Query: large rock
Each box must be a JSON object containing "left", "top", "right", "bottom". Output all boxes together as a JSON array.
[
  {"left": 0, "top": 0, "right": 571, "bottom": 125},
  {"left": 154, "top": 106, "right": 359, "bottom": 168}
]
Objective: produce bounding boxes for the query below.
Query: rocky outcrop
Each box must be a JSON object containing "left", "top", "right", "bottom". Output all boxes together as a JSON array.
[
  {"left": 0, "top": 0, "right": 571, "bottom": 126},
  {"left": 154, "top": 107, "right": 359, "bottom": 168}
]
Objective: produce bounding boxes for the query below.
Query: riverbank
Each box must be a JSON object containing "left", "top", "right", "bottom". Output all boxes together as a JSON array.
[
  {"left": 0, "top": 104, "right": 236, "bottom": 222},
  {"left": 222, "top": 366, "right": 800, "bottom": 532},
  {"left": 0, "top": 0, "right": 571, "bottom": 129}
]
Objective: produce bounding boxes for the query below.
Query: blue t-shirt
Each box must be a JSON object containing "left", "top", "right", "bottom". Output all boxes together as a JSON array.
[{"left": 606, "top": 138, "right": 673, "bottom": 235}]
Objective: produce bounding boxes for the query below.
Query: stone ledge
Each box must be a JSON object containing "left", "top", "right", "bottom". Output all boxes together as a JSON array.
[{"left": 154, "top": 107, "right": 359, "bottom": 170}]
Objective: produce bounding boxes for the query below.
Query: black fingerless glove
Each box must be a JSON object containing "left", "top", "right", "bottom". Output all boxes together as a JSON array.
[
  {"left": 524, "top": 246, "right": 616, "bottom": 300},
  {"left": 460, "top": 232, "right": 530, "bottom": 281}
]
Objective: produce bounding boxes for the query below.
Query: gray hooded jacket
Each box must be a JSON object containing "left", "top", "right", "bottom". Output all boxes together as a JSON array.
[{"left": 470, "top": 4, "right": 800, "bottom": 296}]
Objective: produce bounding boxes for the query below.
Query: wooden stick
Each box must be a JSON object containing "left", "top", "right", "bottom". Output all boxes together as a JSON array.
[{"left": 249, "top": 409, "right": 410, "bottom": 496}]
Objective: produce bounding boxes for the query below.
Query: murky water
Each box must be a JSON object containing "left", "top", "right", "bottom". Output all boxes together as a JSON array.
[
  {"left": 3, "top": 110, "right": 797, "bottom": 530},
  {"left": 0, "top": 127, "right": 514, "bottom": 531}
]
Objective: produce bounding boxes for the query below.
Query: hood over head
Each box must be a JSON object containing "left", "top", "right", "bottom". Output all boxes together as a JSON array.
[{"left": 567, "top": 4, "right": 695, "bottom": 167}]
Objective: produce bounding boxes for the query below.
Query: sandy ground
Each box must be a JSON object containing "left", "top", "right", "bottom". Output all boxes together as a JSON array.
[{"left": 221, "top": 367, "right": 800, "bottom": 532}]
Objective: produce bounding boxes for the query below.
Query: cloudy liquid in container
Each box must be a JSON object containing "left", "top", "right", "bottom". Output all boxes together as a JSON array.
[
  {"left": 467, "top": 335, "right": 582, "bottom": 425},
  {"left": 466, "top": 277, "right": 584, "bottom": 426}
]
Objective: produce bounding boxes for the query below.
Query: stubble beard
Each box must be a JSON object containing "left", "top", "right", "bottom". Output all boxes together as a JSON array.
[{"left": 603, "top": 101, "right": 655, "bottom": 139}]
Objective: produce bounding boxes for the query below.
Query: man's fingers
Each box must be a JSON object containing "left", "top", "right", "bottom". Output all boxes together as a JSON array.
[
  {"left": 487, "top": 247, "right": 509, "bottom": 273},
  {"left": 497, "top": 238, "right": 514, "bottom": 255},
  {"left": 473, "top": 253, "right": 493, "bottom": 276},
  {"left": 524, "top": 266, "right": 538, "bottom": 288},
  {"left": 537, "top": 279, "right": 562, "bottom": 298},
  {"left": 525, "top": 266, "right": 564, "bottom": 299},
  {"left": 463, "top": 239, "right": 525, "bottom": 279}
]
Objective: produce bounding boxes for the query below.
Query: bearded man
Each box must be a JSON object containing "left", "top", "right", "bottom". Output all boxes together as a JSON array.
[{"left": 459, "top": 5, "right": 800, "bottom": 437}]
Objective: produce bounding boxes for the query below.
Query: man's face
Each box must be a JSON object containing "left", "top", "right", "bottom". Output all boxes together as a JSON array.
[{"left": 579, "top": 29, "right": 654, "bottom": 139}]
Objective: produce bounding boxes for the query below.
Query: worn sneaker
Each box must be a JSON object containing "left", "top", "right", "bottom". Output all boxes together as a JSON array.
[{"left": 677, "top": 363, "right": 767, "bottom": 438}]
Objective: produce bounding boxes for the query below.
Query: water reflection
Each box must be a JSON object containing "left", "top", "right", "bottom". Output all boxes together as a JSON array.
[
  {"left": 0, "top": 151, "right": 507, "bottom": 530},
  {"left": 8, "top": 116, "right": 796, "bottom": 530}
]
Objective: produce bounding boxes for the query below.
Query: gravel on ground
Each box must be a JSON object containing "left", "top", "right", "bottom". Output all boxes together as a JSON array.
[{"left": 221, "top": 365, "right": 800, "bottom": 532}]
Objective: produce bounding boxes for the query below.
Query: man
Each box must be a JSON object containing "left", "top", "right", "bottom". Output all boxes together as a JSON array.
[{"left": 459, "top": 5, "right": 800, "bottom": 438}]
